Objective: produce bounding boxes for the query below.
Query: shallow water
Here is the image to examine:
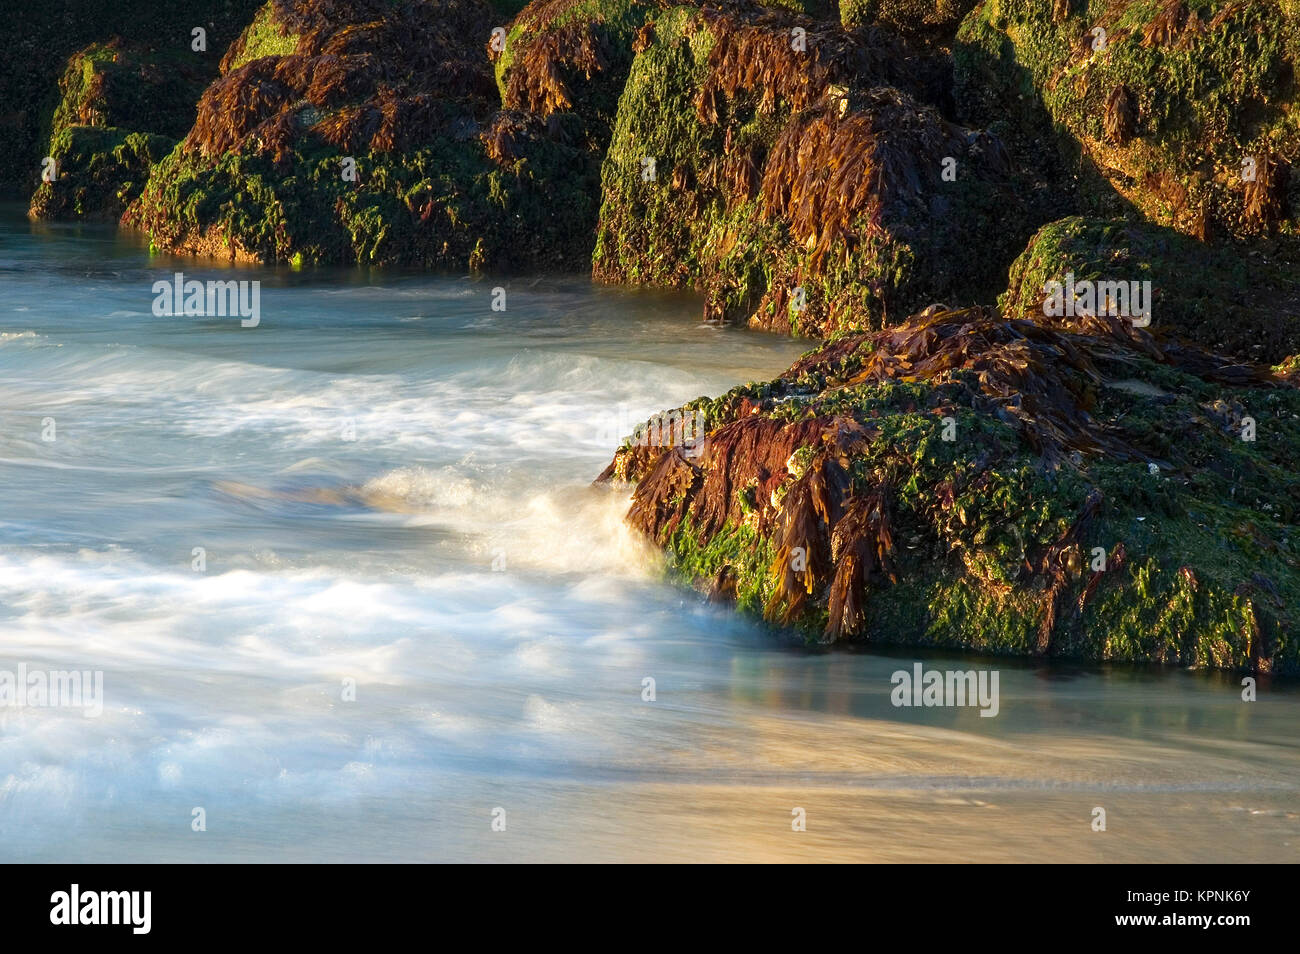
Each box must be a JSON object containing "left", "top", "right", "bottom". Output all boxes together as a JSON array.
[{"left": 1, "top": 209, "right": 1297, "bottom": 862}]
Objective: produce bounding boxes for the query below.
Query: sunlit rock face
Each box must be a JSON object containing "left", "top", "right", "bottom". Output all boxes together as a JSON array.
[
  {"left": 601, "top": 305, "right": 1300, "bottom": 670},
  {"left": 124, "top": 0, "right": 602, "bottom": 271},
  {"left": 956, "top": 0, "right": 1300, "bottom": 246},
  {"left": 593, "top": 4, "right": 1034, "bottom": 334}
]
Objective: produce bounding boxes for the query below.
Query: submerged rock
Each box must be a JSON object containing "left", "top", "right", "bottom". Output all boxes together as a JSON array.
[
  {"left": 124, "top": 0, "right": 601, "bottom": 269},
  {"left": 592, "top": 4, "right": 1032, "bottom": 334},
  {"left": 599, "top": 305, "right": 1300, "bottom": 671}
]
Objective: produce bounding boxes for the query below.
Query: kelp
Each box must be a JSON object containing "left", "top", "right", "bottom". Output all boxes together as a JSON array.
[
  {"left": 824, "top": 484, "right": 896, "bottom": 639},
  {"left": 758, "top": 92, "right": 968, "bottom": 272},
  {"left": 502, "top": 16, "right": 614, "bottom": 117},
  {"left": 480, "top": 108, "right": 557, "bottom": 163},
  {"left": 1243, "top": 149, "right": 1289, "bottom": 233},
  {"left": 694, "top": 4, "right": 947, "bottom": 118},
  {"left": 492, "top": 0, "right": 664, "bottom": 144},
  {"left": 1102, "top": 85, "right": 1135, "bottom": 145},
  {"left": 184, "top": 0, "right": 498, "bottom": 161}
]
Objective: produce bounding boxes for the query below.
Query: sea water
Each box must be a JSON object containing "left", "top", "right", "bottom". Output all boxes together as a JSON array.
[{"left": 1, "top": 209, "right": 1296, "bottom": 861}]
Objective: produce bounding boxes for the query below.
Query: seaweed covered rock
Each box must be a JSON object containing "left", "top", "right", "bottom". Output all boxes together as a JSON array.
[
  {"left": 599, "top": 305, "right": 1300, "bottom": 671},
  {"left": 29, "top": 41, "right": 215, "bottom": 220},
  {"left": 47, "top": 40, "right": 213, "bottom": 142},
  {"left": 955, "top": 0, "right": 1300, "bottom": 245},
  {"left": 1002, "top": 216, "right": 1300, "bottom": 365},
  {"left": 31, "top": 127, "right": 177, "bottom": 221},
  {"left": 491, "top": 0, "right": 662, "bottom": 145},
  {"left": 490, "top": 0, "right": 846, "bottom": 150},
  {"left": 0, "top": 0, "right": 262, "bottom": 196},
  {"left": 841, "top": 0, "right": 979, "bottom": 43},
  {"left": 125, "top": 0, "right": 601, "bottom": 269},
  {"left": 592, "top": 4, "right": 1032, "bottom": 334}
]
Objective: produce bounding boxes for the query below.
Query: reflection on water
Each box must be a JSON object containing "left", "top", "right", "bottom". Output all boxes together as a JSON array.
[{"left": 0, "top": 208, "right": 1296, "bottom": 862}]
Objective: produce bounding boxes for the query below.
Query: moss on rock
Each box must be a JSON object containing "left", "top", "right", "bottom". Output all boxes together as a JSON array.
[
  {"left": 1002, "top": 215, "right": 1300, "bottom": 365},
  {"left": 599, "top": 305, "right": 1300, "bottom": 671},
  {"left": 30, "top": 125, "right": 175, "bottom": 221},
  {"left": 592, "top": 4, "right": 1033, "bottom": 334},
  {"left": 0, "top": 0, "right": 262, "bottom": 196},
  {"left": 125, "top": 0, "right": 601, "bottom": 270},
  {"left": 48, "top": 40, "right": 212, "bottom": 142},
  {"left": 29, "top": 40, "right": 214, "bottom": 220},
  {"left": 955, "top": 0, "right": 1300, "bottom": 245}
]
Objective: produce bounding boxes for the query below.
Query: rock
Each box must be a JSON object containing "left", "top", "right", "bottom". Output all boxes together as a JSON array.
[
  {"left": 30, "top": 126, "right": 176, "bottom": 221},
  {"left": 0, "top": 0, "right": 261, "bottom": 196},
  {"left": 841, "top": 0, "right": 979, "bottom": 43},
  {"left": 599, "top": 304, "right": 1300, "bottom": 670},
  {"left": 1002, "top": 216, "right": 1300, "bottom": 365},
  {"left": 955, "top": 0, "right": 1300, "bottom": 245},
  {"left": 123, "top": 0, "right": 602, "bottom": 270},
  {"left": 592, "top": 4, "right": 1033, "bottom": 334},
  {"left": 29, "top": 41, "right": 212, "bottom": 221}
]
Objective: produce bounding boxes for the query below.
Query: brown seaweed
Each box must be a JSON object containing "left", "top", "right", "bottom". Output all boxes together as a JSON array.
[
  {"left": 604, "top": 305, "right": 1295, "bottom": 643},
  {"left": 186, "top": 0, "right": 497, "bottom": 161}
]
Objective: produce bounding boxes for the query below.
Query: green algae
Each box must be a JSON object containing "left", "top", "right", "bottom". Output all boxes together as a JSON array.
[
  {"left": 593, "top": 5, "right": 1034, "bottom": 334},
  {"left": 955, "top": 0, "right": 1300, "bottom": 244},
  {"left": 29, "top": 125, "right": 176, "bottom": 220},
  {"left": 29, "top": 40, "right": 216, "bottom": 220},
  {"left": 222, "top": 3, "right": 302, "bottom": 71},
  {"left": 131, "top": 125, "right": 597, "bottom": 269}
]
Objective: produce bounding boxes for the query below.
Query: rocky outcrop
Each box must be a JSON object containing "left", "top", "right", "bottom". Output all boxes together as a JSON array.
[
  {"left": 124, "top": 0, "right": 602, "bottom": 270},
  {"left": 29, "top": 41, "right": 213, "bottom": 220},
  {"left": 600, "top": 305, "right": 1300, "bottom": 670},
  {"left": 0, "top": 0, "right": 260, "bottom": 197},
  {"left": 955, "top": 0, "right": 1300, "bottom": 245},
  {"left": 592, "top": 4, "right": 1033, "bottom": 333},
  {"left": 9, "top": 0, "right": 1298, "bottom": 668},
  {"left": 1001, "top": 216, "right": 1300, "bottom": 366}
]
